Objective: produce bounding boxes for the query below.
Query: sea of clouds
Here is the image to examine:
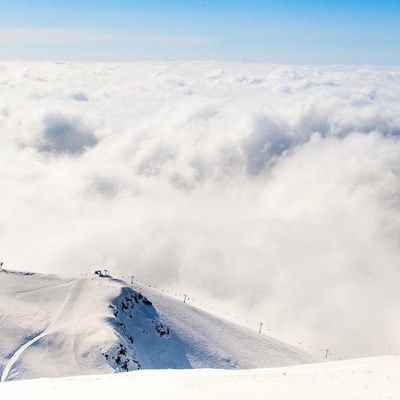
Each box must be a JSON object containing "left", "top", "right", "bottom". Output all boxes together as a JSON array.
[{"left": 1, "top": 61, "right": 400, "bottom": 358}]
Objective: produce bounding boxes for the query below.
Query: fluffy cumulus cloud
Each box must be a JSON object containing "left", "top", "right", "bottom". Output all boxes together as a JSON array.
[
  {"left": 39, "top": 112, "right": 98, "bottom": 155},
  {"left": 1, "top": 61, "right": 400, "bottom": 359}
]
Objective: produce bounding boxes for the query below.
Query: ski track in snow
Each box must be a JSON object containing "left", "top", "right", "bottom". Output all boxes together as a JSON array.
[
  {"left": 0, "top": 331, "right": 47, "bottom": 382},
  {"left": 1, "top": 281, "right": 75, "bottom": 382}
]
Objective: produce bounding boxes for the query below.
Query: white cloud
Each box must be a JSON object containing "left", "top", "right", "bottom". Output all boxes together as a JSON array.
[
  {"left": 1, "top": 61, "right": 400, "bottom": 359},
  {"left": 39, "top": 112, "right": 98, "bottom": 155}
]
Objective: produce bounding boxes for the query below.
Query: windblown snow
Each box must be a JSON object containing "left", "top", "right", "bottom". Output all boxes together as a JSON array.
[{"left": 0, "top": 269, "right": 313, "bottom": 381}]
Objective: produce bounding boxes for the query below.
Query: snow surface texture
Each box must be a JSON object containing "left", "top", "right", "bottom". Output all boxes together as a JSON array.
[
  {"left": 0, "top": 357, "right": 399, "bottom": 400},
  {"left": 1, "top": 62, "right": 400, "bottom": 358},
  {"left": 0, "top": 270, "right": 313, "bottom": 381}
]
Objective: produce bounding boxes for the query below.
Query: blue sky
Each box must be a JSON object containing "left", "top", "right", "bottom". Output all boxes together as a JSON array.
[{"left": 0, "top": 0, "right": 399, "bottom": 64}]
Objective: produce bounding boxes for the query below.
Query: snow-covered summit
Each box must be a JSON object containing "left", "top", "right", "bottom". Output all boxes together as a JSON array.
[{"left": 0, "top": 269, "right": 314, "bottom": 381}]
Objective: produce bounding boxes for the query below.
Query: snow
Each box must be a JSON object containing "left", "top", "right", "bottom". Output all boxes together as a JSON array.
[
  {"left": 134, "top": 283, "right": 315, "bottom": 369},
  {"left": 0, "top": 270, "right": 121, "bottom": 380},
  {"left": 1, "top": 269, "right": 398, "bottom": 399},
  {"left": 0, "top": 356, "right": 399, "bottom": 400},
  {"left": 0, "top": 269, "right": 313, "bottom": 381}
]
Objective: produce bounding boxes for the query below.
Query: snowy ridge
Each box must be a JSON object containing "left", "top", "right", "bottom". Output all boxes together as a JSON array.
[
  {"left": 1, "top": 357, "right": 399, "bottom": 400},
  {"left": 116, "top": 275, "right": 339, "bottom": 362},
  {"left": 0, "top": 269, "right": 313, "bottom": 381},
  {"left": 133, "top": 283, "right": 315, "bottom": 369}
]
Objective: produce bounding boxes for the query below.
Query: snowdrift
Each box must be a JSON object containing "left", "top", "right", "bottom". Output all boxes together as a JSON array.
[
  {"left": 1, "top": 356, "right": 399, "bottom": 400},
  {"left": 0, "top": 269, "right": 313, "bottom": 381}
]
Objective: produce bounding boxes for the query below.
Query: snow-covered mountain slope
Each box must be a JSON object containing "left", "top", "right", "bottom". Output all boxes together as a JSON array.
[
  {"left": 1, "top": 356, "right": 399, "bottom": 400},
  {"left": 0, "top": 269, "right": 314, "bottom": 381},
  {"left": 134, "top": 283, "right": 314, "bottom": 369}
]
